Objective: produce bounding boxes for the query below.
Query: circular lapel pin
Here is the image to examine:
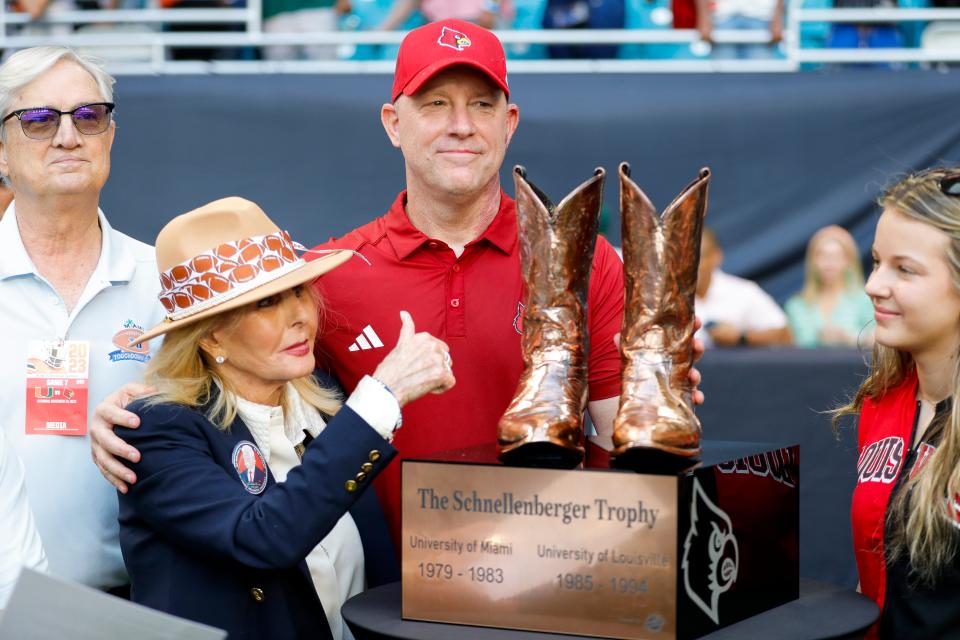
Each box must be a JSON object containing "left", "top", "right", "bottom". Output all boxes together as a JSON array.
[{"left": 232, "top": 441, "right": 269, "bottom": 495}]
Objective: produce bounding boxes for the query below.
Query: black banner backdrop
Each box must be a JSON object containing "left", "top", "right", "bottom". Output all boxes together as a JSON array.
[
  {"left": 104, "top": 69, "right": 960, "bottom": 303},
  {"left": 88, "top": 69, "right": 960, "bottom": 586}
]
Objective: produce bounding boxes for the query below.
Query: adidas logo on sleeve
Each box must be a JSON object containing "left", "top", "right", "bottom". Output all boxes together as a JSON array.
[{"left": 348, "top": 325, "right": 385, "bottom": 352}]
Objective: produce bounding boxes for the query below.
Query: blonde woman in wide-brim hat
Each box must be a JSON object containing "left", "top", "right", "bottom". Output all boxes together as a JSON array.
[{"left": 116, "top": 197, "right": 455, "bottom": 640}]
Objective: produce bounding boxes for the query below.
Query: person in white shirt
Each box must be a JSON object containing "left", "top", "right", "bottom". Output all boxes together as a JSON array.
[
  {"left": 694, "top": 0, "right": 785, "bottom": 59},
  {"left": 0, "top": 428, "right": 47, "bottom": 611},
  {"left": 0, "top": 46, "right": 162, "bottom": 590},
  {"left": 695, "top": 227, "right": 793, "bottom": 348}
]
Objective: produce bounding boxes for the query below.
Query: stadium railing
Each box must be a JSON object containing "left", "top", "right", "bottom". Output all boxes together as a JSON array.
[{"left": 1, "top": 1, "right": 959, "bottom": 73}]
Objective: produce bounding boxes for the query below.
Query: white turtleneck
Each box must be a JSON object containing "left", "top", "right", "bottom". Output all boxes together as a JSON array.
[{"left": 234, "top": 375, "right": 399, "bottom": 640}]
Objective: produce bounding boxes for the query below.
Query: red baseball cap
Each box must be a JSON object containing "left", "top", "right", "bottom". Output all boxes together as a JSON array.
[{"left": 391, "top": 19, "right": 509, "bottom": 102}]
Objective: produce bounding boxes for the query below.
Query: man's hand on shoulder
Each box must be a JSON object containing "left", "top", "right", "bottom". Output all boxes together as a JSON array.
[{"left": 90, "top": 382, "right": 153, "bottom": 494}]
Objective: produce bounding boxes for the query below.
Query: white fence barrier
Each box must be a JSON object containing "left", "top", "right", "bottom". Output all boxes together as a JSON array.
[{"left": 1, "top": 3, "right": 959, "bottom": 73}]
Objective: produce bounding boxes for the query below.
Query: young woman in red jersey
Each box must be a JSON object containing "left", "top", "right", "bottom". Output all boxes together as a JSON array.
[{"left": 836, "top": 168, "right": 960, "bottom": 639}]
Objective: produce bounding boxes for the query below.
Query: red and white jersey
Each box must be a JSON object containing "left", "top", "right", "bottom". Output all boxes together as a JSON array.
[{"left": 851, "top": 372, "right": 918, "bottom": 636}]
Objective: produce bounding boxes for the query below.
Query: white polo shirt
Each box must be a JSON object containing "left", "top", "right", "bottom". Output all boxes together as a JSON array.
[
  {"left": 0, "top": 428, "right": 47, "bottom": 610},
  {"left": 694, "top": 269, "right": 787, "bottom": 347},
  {"left": 0, "top": 203, "right": 162, "bottom": 589}
]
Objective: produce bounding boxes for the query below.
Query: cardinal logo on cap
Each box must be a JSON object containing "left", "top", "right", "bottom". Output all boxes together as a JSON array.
[{"left": 438, "top": 26, "right": 472, "bottom": 51}]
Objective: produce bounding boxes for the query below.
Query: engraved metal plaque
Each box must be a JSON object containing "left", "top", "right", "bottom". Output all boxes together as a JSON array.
[
  {"left": 403, "top": 462, "right": 679, "bottom": 638},
  {"left": 401, "top": 441, "right": 799, "bottom": 640}
]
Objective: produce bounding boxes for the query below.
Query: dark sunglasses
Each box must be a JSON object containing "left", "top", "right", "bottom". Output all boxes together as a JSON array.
[
  {"left": 941, "top": 173, "right": 960, "bottom": 197},
  {"left": 1, "top": 102, "right": 115, "bottom": 140}
]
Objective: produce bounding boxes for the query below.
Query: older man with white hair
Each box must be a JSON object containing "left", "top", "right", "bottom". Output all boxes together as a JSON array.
[{"left": 0, "top": 46, "right": 161, "bottom": 591}]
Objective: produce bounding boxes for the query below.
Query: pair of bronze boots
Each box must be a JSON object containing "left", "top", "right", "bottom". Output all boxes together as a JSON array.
[{"left": 498, "top": 163, "right": 710, "bottom": 466}]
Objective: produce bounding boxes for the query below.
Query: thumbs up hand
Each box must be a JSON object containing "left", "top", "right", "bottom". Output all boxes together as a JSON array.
[{"left": 371, "top": 311, "right": 456, "bottom": 407}]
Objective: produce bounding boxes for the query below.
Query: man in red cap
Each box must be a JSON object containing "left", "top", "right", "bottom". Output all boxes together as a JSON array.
[
  {"left": 308, "top": 19, "right": 628, "bottom": 544},
  {"left": 91, "top": 19, "right": 702, "bottom": 548}
]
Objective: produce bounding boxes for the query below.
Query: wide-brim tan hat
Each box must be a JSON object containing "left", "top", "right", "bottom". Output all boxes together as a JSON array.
[{"left": 134, "top": 197, "right": 352, "bottom": 346}]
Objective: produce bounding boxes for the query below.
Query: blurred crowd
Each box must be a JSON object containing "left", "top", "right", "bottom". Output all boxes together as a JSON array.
[
  {"left": 695, "top": 223, "right": 874, "bottom": 351},
  {"left": 4, "top": 0, "right": 957, "bottom": 61}
]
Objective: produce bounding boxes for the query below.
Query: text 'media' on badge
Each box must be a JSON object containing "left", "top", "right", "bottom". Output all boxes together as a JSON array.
[{"left": 25, "top": 339, "right": 90, "bottom": 436}]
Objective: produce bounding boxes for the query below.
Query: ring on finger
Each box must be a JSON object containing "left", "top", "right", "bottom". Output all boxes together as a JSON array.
[{"left": 443, "top": 351, "right": 453, "bottom": 371}]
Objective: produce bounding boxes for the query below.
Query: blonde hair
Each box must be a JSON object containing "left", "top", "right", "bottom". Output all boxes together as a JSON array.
[
  {"left": 799, "top": 225, "right": 865, "bottom": 304},
  {"left": 834, "top": 167, "right": 960, "bottom": 584},
  {"left": 143, "top": 288, "right": 340, "bottom": 430}
]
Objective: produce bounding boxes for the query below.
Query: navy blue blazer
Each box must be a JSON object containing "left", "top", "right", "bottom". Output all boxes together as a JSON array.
[{"left": 117, "top": 397, "right": 399, "bottom": 640}]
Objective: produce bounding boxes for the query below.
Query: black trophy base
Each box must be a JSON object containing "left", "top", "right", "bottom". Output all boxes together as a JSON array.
[
  {"left": 498, "top": 440, "right": 584, "bottom": 469},
  {"left": 403, "top": 439, "right": 800, "bottom": 639}
]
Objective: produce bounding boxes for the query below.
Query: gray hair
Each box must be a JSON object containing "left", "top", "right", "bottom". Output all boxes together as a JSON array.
[{"left": 0, "top": 47, "right": 115, "bottom": 124}]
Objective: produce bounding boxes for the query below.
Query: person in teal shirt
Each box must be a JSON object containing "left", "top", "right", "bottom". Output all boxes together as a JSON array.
[{"left": 786, "top": 225, "right": 874, "bottom": 348}]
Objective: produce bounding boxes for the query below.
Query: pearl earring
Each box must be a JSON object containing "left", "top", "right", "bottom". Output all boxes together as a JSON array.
[{"left": 215, "top": 355, "right": 226, "bottom": 364}]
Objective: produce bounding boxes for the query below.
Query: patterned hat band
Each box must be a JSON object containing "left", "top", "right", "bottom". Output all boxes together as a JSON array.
[{"left": 159, "top": 230, "right": 307, "bottom": 321}]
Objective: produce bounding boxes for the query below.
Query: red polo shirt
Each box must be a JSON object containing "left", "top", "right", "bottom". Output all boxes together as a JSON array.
[{"left": 312, "top": 190, "right": 624, "bottom": 543}]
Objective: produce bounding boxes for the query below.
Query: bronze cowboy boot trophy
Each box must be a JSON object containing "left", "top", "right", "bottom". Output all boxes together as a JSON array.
[
  {"left": 498, "top": 166, "right": 605, "bottom": 467},
  {"left": 613, "top": 163, "right": 711, "bottom": 462}
]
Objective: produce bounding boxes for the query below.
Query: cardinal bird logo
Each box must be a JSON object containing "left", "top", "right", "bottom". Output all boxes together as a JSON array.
[
  {"left": 682, "top": 478, "right": 739, "bottom": 625},
  {"left": 232, "top": 441, "right": 269, "bottom": 494},
  {"left": 438, "top": 26, "right": 472, "bottom": 51}
]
